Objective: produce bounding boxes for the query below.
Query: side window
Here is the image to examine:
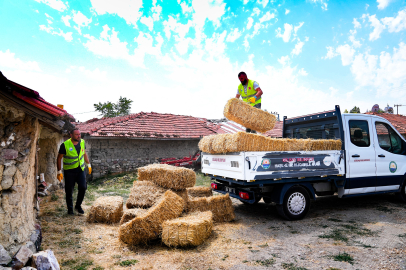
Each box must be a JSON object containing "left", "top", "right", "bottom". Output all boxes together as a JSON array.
[
  {"left": 376, "top": 122, "right": 404, "bottom": 154},
  {"left": 349, "top": 120, "right": 370, "bottom": 147}
]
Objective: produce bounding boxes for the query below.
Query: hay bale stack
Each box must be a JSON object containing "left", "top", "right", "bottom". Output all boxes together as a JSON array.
[
  {"left": 198, "top": 135, "right": 216, "bottom": 154},
  {"left": 126, "top": 181, "right": 166, "bottom": 209},
  {"left": 198, "top": 132, "right": 343, "bottom": 154},
  {"left": 224, "top": 98, "right": 277, "bottom": 133},
  {"left": 173, "top": 189, "right": 188, "bottom": 210},
  {"left": 119, "top": 190, "right": 184, "bottom": 245},
  {"left": 187, "top": 194, "right": 235, "bottom": 222},
  {"left": 120, "top": 208, "right": 148, "bottom": 225},
  {"left": 87, "top": 196, "right": 123, "bottom": 224},
  {"left": 187, "top": 186, "right": 213, "bottom": 198},
  {"left": 138, "top": 164, "right": 196, "bottom": 190},
  {"left": 162, "top": 211, "right": 213, "bottom": 247}
]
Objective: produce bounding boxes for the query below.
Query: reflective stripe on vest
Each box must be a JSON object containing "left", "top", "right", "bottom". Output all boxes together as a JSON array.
[
  {"left": 63, "top": 139, "right": 86, "bottom": 171},
  {"left": 238, "top": 79, "right": 262, "bottom": 107}
]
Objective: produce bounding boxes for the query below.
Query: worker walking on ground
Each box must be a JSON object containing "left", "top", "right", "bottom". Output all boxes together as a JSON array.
[
  {"left": 235, "top": 71, "right": 263, "bottom": 133},
  {"left": 56, "top": 129, "right": 92, "bottom": 215}
]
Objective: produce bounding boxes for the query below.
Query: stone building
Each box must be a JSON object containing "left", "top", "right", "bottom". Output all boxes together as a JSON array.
[
  {"left": 0, "top": 72, "right": 74, "bottom": 259},
  {"left": 76, "top": 113, "right": 244, "bottom": 178}
]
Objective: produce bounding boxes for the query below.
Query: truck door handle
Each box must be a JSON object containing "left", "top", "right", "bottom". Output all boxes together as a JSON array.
[
  {"left": 352, "top": 154, "right": 360, "bottom": 158},
  {"left": 245, "top": 157, "right": 251, "bottom": 169},
  {"left": 378, "top": 154, "right": 385, "bottom": 158}
]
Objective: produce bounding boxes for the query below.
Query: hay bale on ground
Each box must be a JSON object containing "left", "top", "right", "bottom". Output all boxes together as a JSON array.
[
  {"left": 87, "top": 196, "right": 123, "bottom": 224},
  {"left": 187, "top": 194, "right": 235, "bottom": 222},
  {"left": 173, "top": 189, "right": 188, "bottom": 210},
  {"left": 162, "top": 211, "right": 213, "bottom": 247},
  {"left": 199, "top": 132, "right": 343, "bottom": 154},
  {"left": 187, "top": 186, "right": 212, "bottom": 198},
  {"left": 138, "top": 164, "right": 196, "bottom": 190},
  {"left": 126, "top": 181, "right": 166, "bottom": 209},
  {"left": 120, "top": 208, "right": 148, "bottom": 225},
  {"left": 119, "top": 190, "right": 184, "bottom": 245},
  {"left": 224, "top": 98, "right": 277, "bottom": 133}
]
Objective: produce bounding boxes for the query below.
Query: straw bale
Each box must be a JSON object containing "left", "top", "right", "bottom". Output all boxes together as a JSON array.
[
  {"left": 173, "top": 189, "right": 188, "bottom": 210},
  {"left": 87, "top": 196, "right": 123, "bottom": 224},
  {"left": 161, "top": 211, "right": 213, "bottom": 247},
  {"left": 187, "top": 194, "right": 235, "bottom": 222},
  {"left": 224, "top": 98, "right": 277, "bottom": 133},
  {"left": 138, "top": 164, "right": 196, "bottom": 190},
  {"left": 126, "top": 181, "right": 166, "bottom": 209},
  {"left": 187, "top": 186, "right": 212, "bottom": 198},
  {"left": 118, "top": 190, "right": 184, "bottom": 245},
  {"left": 198, "top": 135, "right": 216, "bottom": 153},
  {"left": 120, "top": 208, "right": 148, "bottom": 225},
  {"left": 199, "top": 132, "right": 342, "bottom": 154}
]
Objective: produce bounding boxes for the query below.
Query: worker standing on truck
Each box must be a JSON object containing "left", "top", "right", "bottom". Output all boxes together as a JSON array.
[
  {"left": 56, "top": 129, "right": 92, "bottom": 215},
  {"left": 235, "top": 71, "right": 263, "bottom": 133}
]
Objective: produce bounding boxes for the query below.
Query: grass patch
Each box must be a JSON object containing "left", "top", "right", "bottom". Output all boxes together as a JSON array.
[
  {"left": 332, "top": 252, "right": 354, "bottom": 265},
  {"left": 398, "top": 233, "right": 406, "bottom": 237},
  {"left": 290, "top": 230, "right": 299, "bottom": 234},
  {"left": 328, "top": 218, "right": 342, "bottom": 222},
  {"left": 221, "top": 254, "right": 229, "bottom": 261},
  {"left": 258, "top": 243, "right": 269, "bottom": 247},
  {"left": 51, "top": 193, "right": 59, "bottom": 201},
  {"left": 61, "top": 258, "right": 93, "bottom": 270},
  {"left": 118, "top": 259, "right": 139, "bottom": 267},
  {"left": 281, "top": 263, "right": 308, "bottom": 270},
  {"left": 256, "top": 258, "right": 275, "bottom": 266},
  {"left": 319, "top": 229, "right": 348, "bottom": 242},
  {"left": 195, "top": 171, "right": 211, "bottom": 187},
  {"left": 319, "top": 222, "right": 378, "bottom": 243}
]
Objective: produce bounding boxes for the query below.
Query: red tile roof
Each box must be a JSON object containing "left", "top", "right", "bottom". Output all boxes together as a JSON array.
[
  {"left": 1, "top": 73, "right": 74, "bottom": 120},
  {"left": 365, "top": 112, "right": 406, "bottom": 134},
  {"left": 263, "top": 121, "right": 283, "bottom": 137},
  {"left": 76, "top": 112, "right": 248, "bottom": 139}
]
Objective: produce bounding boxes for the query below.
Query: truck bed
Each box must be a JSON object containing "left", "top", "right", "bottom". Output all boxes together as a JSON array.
[{"left": 202, "top": 150, "right": 345, "bottom": 182}]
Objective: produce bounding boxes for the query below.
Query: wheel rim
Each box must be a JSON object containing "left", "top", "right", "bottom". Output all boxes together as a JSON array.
[{"left": 287, "top": 192, "right": 306, "bottom": 215}]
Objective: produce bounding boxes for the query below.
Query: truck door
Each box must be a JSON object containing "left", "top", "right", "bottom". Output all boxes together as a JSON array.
[
  {"left": 373, "top": 120, "right": 406, "bottom": 191},
  {"left": 344, "top": 115, "right": 376, "bottom": 194}
]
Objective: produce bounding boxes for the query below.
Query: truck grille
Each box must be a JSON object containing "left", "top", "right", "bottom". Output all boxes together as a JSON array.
[{"left": 231, "top": 161, "right": 239, "bottom": 168}]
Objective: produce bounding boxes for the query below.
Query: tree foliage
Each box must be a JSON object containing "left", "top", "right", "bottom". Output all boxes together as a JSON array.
[
  {"left": 94, "top": 96, "right": 133, "bottom": 118},
  {"left": 344, "top": 109, "right": 348, "bottom": 113},
  {"left": 350, "top": 106, "right": 360, "bottom": 114}
]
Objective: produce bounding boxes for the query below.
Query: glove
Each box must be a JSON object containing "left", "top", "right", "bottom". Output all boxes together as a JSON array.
[
  {"left": 57, "top": 170, "right": 63, "bottom": 182},
  {"left": 87, "top": 164, "right": 92, "bottom": 174},
  {"left": 248, "top": 96, "right": 257, "bottom": 103}
]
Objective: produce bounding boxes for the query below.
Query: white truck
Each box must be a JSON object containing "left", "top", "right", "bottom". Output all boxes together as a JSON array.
[{"left": 202, "top": 106, "right": 406, "bottom": 220}]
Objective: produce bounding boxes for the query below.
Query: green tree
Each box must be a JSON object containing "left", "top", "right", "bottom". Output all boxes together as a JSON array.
[
  {"left": 94, "top": 96, "right": 133, "bottom": 118},
  {"left": 350, "top": 106, "right": 360, "bottom": 113},
  {"left": 344, "top": 109, "right": 348, "bottom": 113}
]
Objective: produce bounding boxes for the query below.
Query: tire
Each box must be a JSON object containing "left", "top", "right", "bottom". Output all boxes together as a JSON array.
[
  {"left": 276, "top": 186, "right": 310, "bottom": 221},
  {"left": 396, "top": 180, "right": 406, "bottom": 202}
]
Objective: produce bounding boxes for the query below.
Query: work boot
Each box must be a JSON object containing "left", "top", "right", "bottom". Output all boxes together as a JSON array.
[
  {"left": 68, "top": 208, "right": 74, "bottom": 215},
  {"left": 75, "top": 205, "right": 84, "bottom": 215}
]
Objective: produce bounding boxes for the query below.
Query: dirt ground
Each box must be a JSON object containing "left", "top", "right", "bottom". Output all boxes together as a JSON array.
[{"left": 39, "top": 174, "right": 406, "bottom": 270}]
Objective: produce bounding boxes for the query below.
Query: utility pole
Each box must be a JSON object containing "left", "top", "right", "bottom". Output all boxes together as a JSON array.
[{"left": 394, "top": 104, "right": 404, "bottom": 115}]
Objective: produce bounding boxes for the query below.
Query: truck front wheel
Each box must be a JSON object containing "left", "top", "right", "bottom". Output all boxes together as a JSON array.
[
  {"left": 276, "top": 186, "right": 310, "bottom": 221},
  {"left": 396, "top": 179, "right": 406, "bottom": 202}
]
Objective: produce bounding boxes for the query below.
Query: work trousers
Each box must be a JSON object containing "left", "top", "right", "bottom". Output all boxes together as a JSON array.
[
  {"left": 246, "top": 103, "right": 262, "bottom": 133},
  {"left": 64, "top": 168, "right": 87, "bottom": 210}
]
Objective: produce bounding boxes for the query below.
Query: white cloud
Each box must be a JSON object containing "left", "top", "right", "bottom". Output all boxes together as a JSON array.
[
  {"left": 285, "top": 9, "right": 290, "bottom": 15},
  {"left": 323, "top": 46, "right": 338, "bottom": 59},
  {"left": 45, "top": 13, "right": 53, "bottom": 19},
  {"left": 39, "top": 24, "right": 53, "bottom": 33},
  {"left": 276, "top": 23, "right": 293, "bottom": 42},
  {"left": 54, "top": 29, "right": 73, "bottom": 42},
  {"left": 0, "top": 50, "right": 41, "bottom": 72},
  {"left": 329, "top": 87, "right": 339, "bottom": 96},
  {"left": 226, "top": 28, "right": 241, "bottom": 42},
  {"left": 278, "top": 55, "right": 290, "bottom": 66},
  {"left": 257, "top": 0, "right": 269, "bottom": 8},
  {"left": 46, "top": 19, "right": 53, "bottom": 25},
  {"left": 336, "top": 44, "right": 355, "bottom": 66},
  {"left": 191, "top": 0, "right": 226, "bottom": 30},
  {"left": 247, "top": 17, "right": 254, "bottom": 30},
  {"left": 298, "top": 68, "right": 308, "bottom": 76},
  {"left": 243, "top": 0, "right": 249, "bottom": 4},
  {"left": 72, "top": 11, "right": 92, "bottom": 35},
  {"left": 294, "top": 22, "right": 304, "bottom": 35},
  {"left": 180, "top": 2, "right": 193, "bottom": 13},
  {"left": 90, "top": 0, "right": 143, "bottom": 26},
  {"left": 309, "top": 0, "right": 328, "bottom": 11},
  {"left": 69, "top": 66, "right": 108, "bottom": 80},
  {"left": 151, "top": 3, "right": 162, "bottom": 21},
  {"left": 252, "top": 8, "right": 260, "bottom": 16},
  {"left": 368, "top": 14, "right": 385, "bottom": 41},
  {"left": 377, "top": 0, "right": 391, "bottom": 10},
  {"left": 163, "top": 16, "right": 192, "bottom": 40},
  {"left": 34, "top": 0, "right": 67, "bottom": 12},
  {"left": 62, "top": 15, "right": 71, "bottom": 27},
  {"left": 349, "top": 30, "right": 362, "bottom": 48},
  {"left": 243, "top": 37, "right": 249, "bottom": 50},
  {"left": 381, "top": 9, "right": 406, "bottom": 33},
  {"left": 259, "top": 11, "right": 275, "bottom": 23},
  {"left": 140, "top": 16, "right": 154, "bottom": 31},
  {"left": 353, "top": 18, "right": 361, "bottom": 29},
  {"left": 291, "top": 40, "right": 304, "bottom": 56}
]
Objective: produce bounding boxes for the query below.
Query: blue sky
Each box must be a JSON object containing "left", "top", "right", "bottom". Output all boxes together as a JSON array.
[{"left": 1, "top": 0, "right": 406, "bottom": 122}]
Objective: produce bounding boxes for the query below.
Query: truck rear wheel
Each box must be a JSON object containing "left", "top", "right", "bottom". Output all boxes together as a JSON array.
[
  {"left": 276, "top": 186, "right": 310, "bottom": 221},
  {"left": 396, "top": 179, "right": 406, "bottom": 202}
]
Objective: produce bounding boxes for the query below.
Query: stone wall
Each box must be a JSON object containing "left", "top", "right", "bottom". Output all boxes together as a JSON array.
[
  {"left": 38, "top": 127, "right": 63, "bottom": 187},
  {"left": 86, "top": 138, "right": 200, "bottom": 178},
  {"left": 0, "top": 99, "right": 40, "bottom": 255}
]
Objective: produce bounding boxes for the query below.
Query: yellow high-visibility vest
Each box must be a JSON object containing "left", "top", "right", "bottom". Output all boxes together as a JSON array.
[
  {"left": 63, "top": 139, "right": 86, "bottom": 171},
  {"left": 238, "top": 79, "right": 261, "bottom": 106}
]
